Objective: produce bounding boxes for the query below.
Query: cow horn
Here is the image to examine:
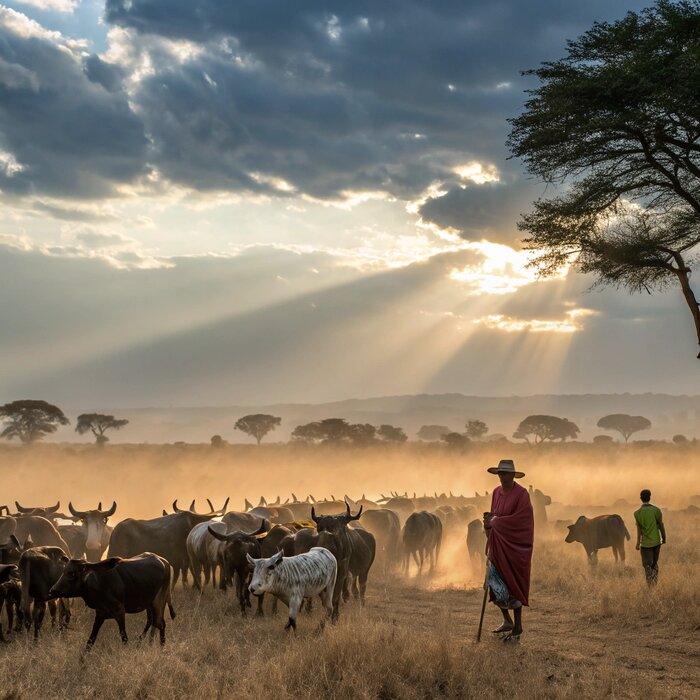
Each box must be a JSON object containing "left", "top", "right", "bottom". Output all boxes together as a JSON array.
[
  {"left": 344, "top": 500, "right": 351, "bottom": 517},
  {"left": 188, "top": 499, "right": 196, "bottom": 513},
  {"left": 244, "top": 498, "right": 254, "bottom": 511},
  {"left": 284, "top": 498, "right": 289, "bottom": 504},
  {"left": 206, "top": 498, "right": 215, "bottom": 513},
  {"left": 47, "top": 501, "right": 60, "bottom": 514},
  {"left": 249, "top": 519, "right": 267, "bottom": 537},
  {"left": 68, "top": 502, "right": 88, "bottom": 519},
  {"left": 219, "top": 497, "right": 230, "bottom": 514},
  {"left": 101, "top": 501, "right": 117, "bottom": 518},
  {"left": 311, "top": 507, "right": 319, "bottom": 524},
  {"left": 207, "top": 526, "right": 230, "bottom": 542},
  {"left": 308, "top": 495, "right": 316, "bottom": 503},
  {"left": 258, "top": 497, "right": 266, "bottom": 506},
  {"left": 172, "top": 500, "right": 182, "bottom": 513},
  {"left": 162, "top": 509, "right": 168, "bottom": 516},
  {"left": 14, "top": 501, "right": 32, "bottom": 513},
  {"left": 350, "top": 505, "right": 363, "bottom": 521},
  {"left": 291, "top": 493, "right": 298, "bottom": 502},
  {"left": 273, "top": 495, "right": 280, "bottom": 505}
]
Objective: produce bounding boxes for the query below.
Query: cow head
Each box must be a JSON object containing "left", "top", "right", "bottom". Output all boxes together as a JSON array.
[
  {"left": 209, "top": 522, "right": 265, "bottom": 582},
  {"left": 310, "top": 501, "right": 362, "bottom": 534},
  {"left": 564, "top": 516, "right": 586, "bottom": 544},
  {"left": 50, "top": 558, "right": 116, "bottom": 598},
  {"left": 247, "top": 550, "right": 283, "bottom": 596},
  {"left": 0, "top": 535, "right": 22, "bottom": 565},
  {"left": 69, "top": 502, "right": 117, "bottom": 562},
  {"left": 13, "top": 501, "right": 64, "bottom": 520}
]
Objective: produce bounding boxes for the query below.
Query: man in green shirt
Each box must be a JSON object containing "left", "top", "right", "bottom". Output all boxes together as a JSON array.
[{"left": 633, "top": 489, "right": 666, "bottom": 586}]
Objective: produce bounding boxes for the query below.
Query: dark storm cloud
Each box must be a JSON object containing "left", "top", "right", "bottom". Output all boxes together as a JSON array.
[
  {"left": 105, "top": 0, "right": 648, "bottom": 200},
  {"left": 0, "top": 9, "right": 147, "bottom": 198}
]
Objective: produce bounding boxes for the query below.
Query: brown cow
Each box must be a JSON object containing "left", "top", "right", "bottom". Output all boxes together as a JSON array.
[{"left": 564, "top": 514, "right": 630, "bottom": 564}]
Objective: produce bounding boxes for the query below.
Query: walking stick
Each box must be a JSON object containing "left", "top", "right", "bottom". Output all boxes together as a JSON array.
[{"left": 476, "top": 557, "right": 489, "bottom": 642}]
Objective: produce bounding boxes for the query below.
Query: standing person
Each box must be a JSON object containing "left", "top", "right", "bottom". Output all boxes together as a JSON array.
[
  {"left": 634, "top": 489, "right": 666, "bottom": 586},
  {"left": 483, "top": 459, "right": 534, "bottom": 643}
]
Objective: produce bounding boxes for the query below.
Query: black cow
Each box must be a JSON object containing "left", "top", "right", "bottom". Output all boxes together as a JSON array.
[
  {"left": 207, "top": 522, "right": 267, "bottom": 614},
  {"left": 466, "top": 518, "right": 487, "bottom": 566},
  {"left": 351, "top": 509, "right": 400, "bottom": 574},
  {"left": 18, "top": 546, "right": 70, "bottom": 639},
  {"left": 402, "top": 511, "right": 442, "bottom": 575},
  {"left": 346, "top": 527, "right": 375, "bottom": 604},
  {"left": 565, "top": 514, "right": 630, "bottom": 564},
  {"left": 0, "top": 564, "right": 21, "bottom": 641},
  {"left": 50, "top": 553, "right": 174, "bottom": 648},
  {"left": 109, "top": 504, "right": 218, "bottom": 587}
]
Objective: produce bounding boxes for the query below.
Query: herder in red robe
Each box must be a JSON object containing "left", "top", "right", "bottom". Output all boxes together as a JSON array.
[{"left": 483, "top": 459, "right": 534, "bottom": 643}]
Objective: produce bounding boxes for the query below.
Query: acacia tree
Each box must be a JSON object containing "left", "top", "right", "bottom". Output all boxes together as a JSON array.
[
  {"left": 416, "top": 425, "right": 451, "bottom": 441},
  {"left": 234, "top": 414, "right": 282, "bottom": 445},
  {"left": 442, "top": 432, "right": 470, "bottom": 449},
  {"left": 377, "top": 424, "right": 408, "bottom": 443},
  {"left": 291, "top": 418, "right": 377, "bottom": 445},
  {"left": 597, "top": 414, "right": 652, "bottom": 443},
  {"left": 76, "top": 413, "right": 129, "bottom": 446},
  {"left": 509, "top": 1, "right": 700, "bottom": 357},
  {"left": 465, "top": 419, "right": 488, "bottom": 440},
  {"left": 513, "top": 415, "right": 580, "bottom": 444},
  {"left": 0, "top": 400, "right": 69, "bottom": 444}
]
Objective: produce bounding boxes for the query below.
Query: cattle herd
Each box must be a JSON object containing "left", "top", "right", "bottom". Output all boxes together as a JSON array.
[{"left": 0, "top": 489, "right": 632, "bottom": 649}]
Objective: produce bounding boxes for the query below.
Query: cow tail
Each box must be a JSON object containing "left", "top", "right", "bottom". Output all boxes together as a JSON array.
[
  {"left": 624, "top": 524, "right": 630, "bottom": 541},
  {"left": 167, "top": 565, "right": 176, "bottom": 619}
]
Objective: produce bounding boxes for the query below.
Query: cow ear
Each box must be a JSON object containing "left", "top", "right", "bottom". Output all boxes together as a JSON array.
[{"left": 271, "top": 550, "right": 284, "bottom": 566}]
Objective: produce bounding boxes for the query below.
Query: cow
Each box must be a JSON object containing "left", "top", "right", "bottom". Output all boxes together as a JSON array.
[
  {"left": 466, "top": 519, "right": 487, "bottom": 565},
  {"left": 49, "top": 553, "right": 175, "bottom": 648},
  {"left": 187, "top": 521, "right": 230, "bottom": 591},
  {"left": 564, "top": 515, "right": 631, "bottom": 564},
  {"left": 344, "top": 494, "right": 380, "bottom": 511},
  {"left": 379, "top": 496, "right": 414, "bottom": 524},
  {"left": 345, "top": 526, "right": 375, "bottom": 604},
  {"left": 62, "top": 502, "right": 116, "bottom": 562},
  {"left": 528, "top": 486, "right": 552, "bottom": 526},
  {"left": 5, "top": 515, "right": 69, "bottom": 551},
  {"left": 351, "top": 508, "right": 400, "bottom": 573},
  {"left": 18, "top": 545, "right": 70, "bottom": 639},
  {"left": 0, "top": 564, "right": 21, "bottom": 641},
  {"left": 108, "top": 503, "right": 219, "bottom": 587},
  {"left": 12, "top": 501, "right": 70, "bottom": 521},
  {"left": 247, "top": 547, "right": 337, "bottom": 632},
  {"left": 402, "top": 511, "right": 442, "bottom": 575},
  {"left": 206, "top": 522, "right": 268, "bottom": 613}
]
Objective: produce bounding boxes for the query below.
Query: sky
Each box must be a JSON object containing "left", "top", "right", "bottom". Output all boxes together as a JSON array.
[{"left": 1, "top": 0, "right": 698, "bottom": 408}]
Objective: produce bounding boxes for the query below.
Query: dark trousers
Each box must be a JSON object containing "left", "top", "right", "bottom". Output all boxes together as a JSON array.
[{"left": 640, "top": 545, "right": 661, "bottom": 585}]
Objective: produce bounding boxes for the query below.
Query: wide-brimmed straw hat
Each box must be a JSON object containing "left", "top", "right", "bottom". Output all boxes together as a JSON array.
[{"left": 487, "top": 459, "right": 525, "bottom": 478}]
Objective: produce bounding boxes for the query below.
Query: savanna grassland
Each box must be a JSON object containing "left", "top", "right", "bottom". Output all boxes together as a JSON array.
[{"left": 0, "top": 441, "right": 699, "bottom": 699}]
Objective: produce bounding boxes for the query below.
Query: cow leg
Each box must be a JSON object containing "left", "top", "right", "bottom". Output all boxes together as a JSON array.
[
  {"left": 33, "top": 600, "right": 46, "bottom": 640},
  {"left": 181, "top": 559, "right": 190, "bottom": 587},
  {"left": 171, "top": 564, "right": 181, "bottom": 588},
  {"left": 285, "top": 593, "right": 302, "bottom": 633},
  {"left": 48, "top": 599, "right": 57, "bottom": 628},
  {"left": 358, "top": 571, "right": 369, "bottom": 605},
  {"left": 58, "top": 599, "right": 70, "bottom": 630},
  {"left": 237, "top": 572, "right": 247, "bottom": 616},
  {"left": 255, "top": 593, "right": 265, "bottom": 617},
  {"left": 86, "top": 612, "right": 106, "bottom": 648},
  {"left": 115, "top": 610, "right": 128, "bottom": 644},
  {"left": 305, "top": 597, "right": 313, "bottom": 614},
  {"left": 190, "top": 561, "right": 202, "bottom": 592},
  {"left": 342, "top": 572, "right": 351, "bottom": 602},
  {"left": 0, "top": 595, "right": 6, "bottom": 642},
  {"left": 139, "top": 609, "right": 153, "bottom": 639},
  {"left": 612, "top": 546, "right": 618, "bottom": 563},
  {"left": 619, "top": 543, "right": 626, "bottom": 564}
]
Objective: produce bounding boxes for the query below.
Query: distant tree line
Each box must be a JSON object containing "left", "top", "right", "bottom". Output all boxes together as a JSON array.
[{"left": 0, "top": 399, "right": 682, "bottom": 447}]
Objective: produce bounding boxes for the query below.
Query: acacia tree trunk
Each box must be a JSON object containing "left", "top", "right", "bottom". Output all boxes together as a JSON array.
[{"left": 670, "top": 252, "right": 700, "bottom": 358}]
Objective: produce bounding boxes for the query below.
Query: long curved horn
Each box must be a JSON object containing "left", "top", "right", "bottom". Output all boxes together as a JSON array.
[
  {"left": 172, "top": 500, "right": 182, "bottom": 513},
  {"left": 244, "top": 498, "right": 254, "bottom": 511},
  {"left": 219, "top": 497, "right": 230, "bottom": 514},
  {"left": 350, "top": 505, "right": 363, "bottom": 521},
  {"left": 291, "top": 493, "right": 298, "bottom": 502},
  {"left": 273, "top": 495, "right": 280, "bottom": 505},
  {"left": 68, "top": 502, "right": 88, "bottom": 519},
  {"left": 344, "top": 499, "right": 351, "bottom": 517},
  {"left": 98, "top": 502, "right": 103, "bottom": 511},
  {"left": 101, "top": 501, "right": 117, "bottom": 518},
  {"left": 258, "top": 496, "right": 266, "bottom": 507},
  {"left": 311, "top": 507, "right": 319, "bottom": 524},
  {"left": 206, "top": 499, "right": 215, "bottom": 513},
  {"left": 247, "top": 519, "right": 268, "bottom": 537},
  {"left": 207, "top": 525, "right": 232, "bottom": 542},
  {"left": 188, "top": 499, "right": 197, "bottom": 513},
  {"left": 47, "top": 501, "right": 60, "bottom": 514},
  {"left": 15, "top": 502, "right": 32, "bottom": 514}
]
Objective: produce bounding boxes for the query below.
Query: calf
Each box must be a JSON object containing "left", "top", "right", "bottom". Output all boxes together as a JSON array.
[
  {"left": 18, "top": 546, "right": 70, "bottom": 639},
  {"left": 247, "top": 547, "right": 336, "bottom": 632},
  {"left": 50, "top": 553, "right": 174, "bottom": 648}
]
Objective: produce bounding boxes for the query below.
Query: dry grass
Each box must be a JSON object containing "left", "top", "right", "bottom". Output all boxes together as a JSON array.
[{"left": 1, "top": 442, "right": 699, "bottom": 699}]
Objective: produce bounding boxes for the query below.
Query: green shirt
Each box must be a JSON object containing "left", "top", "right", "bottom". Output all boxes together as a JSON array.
[{"left": 634, "top": 504, "right": 663, "bottom": 548}]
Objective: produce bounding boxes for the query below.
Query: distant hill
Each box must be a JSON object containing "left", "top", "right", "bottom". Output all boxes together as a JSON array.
[{"left": 50, "top": 393, "right": 700, "bottom": 444}]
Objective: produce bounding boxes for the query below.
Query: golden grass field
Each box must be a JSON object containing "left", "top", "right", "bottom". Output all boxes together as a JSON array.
[{"left": 1, "top": 442, "right": 699, "bottom": 699}]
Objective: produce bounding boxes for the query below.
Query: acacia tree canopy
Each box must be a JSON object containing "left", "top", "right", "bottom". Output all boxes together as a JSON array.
[
  {"left": 377, "top": 424, "right": 408, "bottom": 442},
  {"left": 0, "top": 400, "right": 69, "bottom": 444},
  {"left": 508, "top": 0, "right": 700, "bottom": 356},
  {"left": 465, "top": 419, "right": 488, "bottom": 440},
  {"left": 597, "top": 414, "right": 652, "bottom": 442},
  {"left": 513, "top": 415, "right": 580, "bottom": 444},
  {"left": 76, "top": 413, "right": 129, "bottom": 445},
  {"left": 291, "top": 418, "right": 378, "bottom": 445},
  {"left": 417, "top": 425, "right": 451, "bottom": 441},
  {"left": 234, "top": 414, "right": 282, "bottom": 445}
]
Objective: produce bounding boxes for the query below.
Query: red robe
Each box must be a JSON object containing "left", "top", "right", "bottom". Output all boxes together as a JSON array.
[{"left": 487, "top": 482, "right": 534, "bottom": 606}]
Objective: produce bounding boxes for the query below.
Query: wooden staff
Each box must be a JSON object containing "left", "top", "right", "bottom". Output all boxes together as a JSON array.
[{"left": 476, "top": 557, "right": 490, "bottom": 642}]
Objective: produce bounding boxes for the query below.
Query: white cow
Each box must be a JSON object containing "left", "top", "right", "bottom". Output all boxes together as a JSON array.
[
  {"left": 186, "top": 520, "right": 228, "bottom": 591},
  {"left": 247, "top": 547, "right": 336, "bottom": 632}
]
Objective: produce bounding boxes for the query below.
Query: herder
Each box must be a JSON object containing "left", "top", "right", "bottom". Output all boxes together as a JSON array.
[{"left": 483, "top": 459, "right": 534, "bottom": 643}]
